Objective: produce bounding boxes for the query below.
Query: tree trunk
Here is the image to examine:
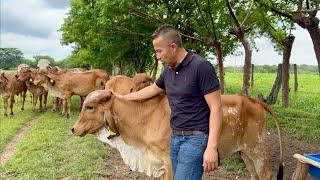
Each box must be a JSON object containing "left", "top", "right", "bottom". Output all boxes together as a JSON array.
[
  {"left": 240, "top": 35, "right": 252, "bottom": 96},
  {"left": 151, "top": 57, "right": 158, "bottom": 81},
  {"left": 295, "top": 16, "right": 320, "bottom": 74},
  {"left": 294, "top": 64, "right": 298, "bottom": 92},
  {"left": 281, "top": 36, "right": 295, "bottom": 107},
  {"left": 267, "top": 64, "right": 282, "bottom": 105},
  {"left": 208, "top": 39, "right": 225, "bottom": 94},
  {"left": 251, "top": 64, "right": 254, "bottom": 88},
  {"left": 229, "top": 27, "right": 252, "bottom": 96}
]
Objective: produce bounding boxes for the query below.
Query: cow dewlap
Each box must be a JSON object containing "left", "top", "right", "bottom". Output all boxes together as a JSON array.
[{"left": 96, "top": 128, "right": 165, "bottom": 177}]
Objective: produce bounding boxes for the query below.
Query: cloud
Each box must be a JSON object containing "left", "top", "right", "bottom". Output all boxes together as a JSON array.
[
  {"left": 1, "top": 0, "right": 69, "bottom": 38},
  {"left": 224, "top": 25, "right": 318, "bottom": 66},
  {"left": 0, "top": 0, "right": 72, "bottom": 61},
  {"left": 1, "top": 32, "right": 73, "bottom": 60},
  {"left": 42, "top": 0, "right": 70, "bottom": 9}
]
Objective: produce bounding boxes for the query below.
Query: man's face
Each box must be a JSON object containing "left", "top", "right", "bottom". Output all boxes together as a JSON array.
[{"left": 152, "top": 36, "right": 177, "bottom": 67}]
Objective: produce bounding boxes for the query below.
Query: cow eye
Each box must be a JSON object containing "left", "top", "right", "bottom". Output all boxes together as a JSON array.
[
  {"left": 142, "top": 81, "right": 146, "bottom": 83},
  {"left": 86, "top": 105, "right": 93, "bottom": 110}
]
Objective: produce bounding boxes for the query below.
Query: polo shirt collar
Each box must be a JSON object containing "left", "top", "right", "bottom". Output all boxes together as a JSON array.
[{"left": 175, "top": 51, "right": 193, "bottom": 70}]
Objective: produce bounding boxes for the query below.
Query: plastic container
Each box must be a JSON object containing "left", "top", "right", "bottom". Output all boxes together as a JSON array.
[{"left": 304, "top": 153, "right": 320, "bottom": 179}]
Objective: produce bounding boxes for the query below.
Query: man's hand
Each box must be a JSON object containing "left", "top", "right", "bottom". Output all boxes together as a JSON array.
[{"left": 203, "top": 148, "right": 219, "bottom": 172}]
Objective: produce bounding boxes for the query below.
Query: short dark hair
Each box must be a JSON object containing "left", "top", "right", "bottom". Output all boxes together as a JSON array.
[{"left": 152, "top": 24, "right": 182, "bottom": 47}]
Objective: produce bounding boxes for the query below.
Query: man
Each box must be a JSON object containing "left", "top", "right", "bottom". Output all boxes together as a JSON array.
[{"left": 115, "top": 25, "right": 222, "bottom": 180}]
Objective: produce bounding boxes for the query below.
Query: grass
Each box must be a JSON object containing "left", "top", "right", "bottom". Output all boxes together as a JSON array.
[
  {"left": 1, "top": 97, "right": 111, "bottom": 179},
  {"left": 0, "top": 95, "right": 43, "bottom": 152},
  {"left": 0, "top": 72, "right": 319, "bottom": 177}
]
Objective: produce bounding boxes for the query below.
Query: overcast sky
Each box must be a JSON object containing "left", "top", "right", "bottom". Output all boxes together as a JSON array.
[{"left": 1, "top": 0, "right": 318, "bottom": 66}]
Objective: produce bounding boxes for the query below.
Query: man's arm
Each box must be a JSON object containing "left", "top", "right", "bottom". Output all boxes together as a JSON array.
[
  {"left": 115, "top": 83, "right": 164, "bottom": 101},
  {"left": 203, "top": 90, "right": 222, "bottom": 172}
]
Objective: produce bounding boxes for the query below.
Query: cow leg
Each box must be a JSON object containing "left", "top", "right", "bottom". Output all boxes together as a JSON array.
[
  {"left": 163, "top": 157, "right": 173, "bottom": 180},
  {"left": 79, "top": 96, "right": 85, "bottom": 111},
  {"left": 39, "top": 94, "right": 43, "bottom": 110},
  {"left": 240, "top": 152, "right": 259, "bottom": 180},
  {"left": 66, "top": 94, "right": 72, "bottom": 119},
  {"left": 3, "top": 97, "right": 8, "bottom": 116},
  {"left": 43, "top": 91, "right": 48, "bottom": 109},
  {"left": 243, "top": 148, "right": 274, "bottom": 180},
  {"left": 51, "top": 97, "right": 57, "bottom": 112},
  {"left": 61, "top": 99, "right": 67, "bottom": 117},
  {"left": 10, "top": 95, "right": 14, "bottom": 115},
  {"left": 21, "top": 89, "right": 26, "bottom": 111},
  {"left": 32, "top": 94, "right": 36, "bottom": 112}
]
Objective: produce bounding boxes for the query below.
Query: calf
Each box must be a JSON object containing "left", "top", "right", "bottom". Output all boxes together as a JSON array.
[
  {"left": 17, "top": 68, "right": 48, "bottom": 112},
  {"left": 0, "top": 72, "right": 27, "bottom": 116},
  {"left": 33, "top": 69, "right": 110, "bottom": 118}
]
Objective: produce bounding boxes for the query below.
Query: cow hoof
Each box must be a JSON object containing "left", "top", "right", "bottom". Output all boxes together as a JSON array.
[
  {"left": 21, "top": 108, "right": 24, "bottom": 111},
  {"left": 4, "top": 114, "right": 8, "bottom": 116},
  {"left": 66, "top": 115, "right": 70, "bottom": 119}
]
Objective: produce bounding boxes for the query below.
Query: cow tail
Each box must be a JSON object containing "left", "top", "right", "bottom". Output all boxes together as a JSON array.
[{"left": 262, "top": 104, "right": 284, "bottom": 180}]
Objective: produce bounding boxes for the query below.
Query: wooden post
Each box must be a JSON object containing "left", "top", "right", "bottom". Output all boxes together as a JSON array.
[
  {"left": 251, "top": 64, "right": 254, "bottom": 88},
  {"left": 294, "top": 64, "right": 298, "bottom": 92},
  {"left": 266, "top": 64, "right": 282, "bottom": 104}
]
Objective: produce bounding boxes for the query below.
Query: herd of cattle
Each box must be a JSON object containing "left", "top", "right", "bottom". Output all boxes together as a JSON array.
[{"left": 1, "top": 63, "right": 285, "bottom": 180}]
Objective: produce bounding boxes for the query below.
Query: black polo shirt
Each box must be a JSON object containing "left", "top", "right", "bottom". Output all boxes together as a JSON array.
[{"left": 156, "top": 52, "right": 220, "bottom": 133}]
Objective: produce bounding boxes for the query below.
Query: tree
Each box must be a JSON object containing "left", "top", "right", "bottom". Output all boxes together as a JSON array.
[
  {"left": 255, "top": 0, "right": 320, "bottom": 74},
  {"left": 0, "top": 48, "right": 23, "bottom": 70}
]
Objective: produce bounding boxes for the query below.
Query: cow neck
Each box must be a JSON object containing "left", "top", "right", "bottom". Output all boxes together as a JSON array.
[{"left": 107, "top": 104, "right": 121, "bottom": 135}]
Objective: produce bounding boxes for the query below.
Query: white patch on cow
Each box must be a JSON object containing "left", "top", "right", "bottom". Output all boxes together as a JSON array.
[
  {"left": 223, "top": 107, "right": 240, "bottom": 136},
  {"left": 43, "top": 82, "right": 64, "bottom": 99},
  {"left": 96, "top": 128, "right": 165, "bottom": 178}
]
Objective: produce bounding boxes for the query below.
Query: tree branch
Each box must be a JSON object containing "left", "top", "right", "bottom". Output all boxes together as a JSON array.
[
  {"left": 226, "top": 0, "right": 242, "bottom": 28},
  {"left": 179, "top": 32, "right": 207, "bottom": 44},
  {"left": 242, "top": 1, "right": 254, "bottom": 26},
  {"left": 207, "top": 0, "right": 217, "bottom": 40},
  {"left": 255, "top": 0, "right": 294, "bottom": 20},
  {"left": 195, "top": 0, "right": 211, "bottom": 33}
]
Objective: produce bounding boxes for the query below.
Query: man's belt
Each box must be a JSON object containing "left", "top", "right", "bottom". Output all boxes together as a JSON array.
[{"left": 172, "top": 129, "right": 207, "bottom": 136}]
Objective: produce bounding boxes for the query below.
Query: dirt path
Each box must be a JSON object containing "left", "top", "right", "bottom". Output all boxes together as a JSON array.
[
  {"left": 0, "top": 117, "right": 38, "bottom": 167},
  {"left": 103, "top": 131, "right": 319, "bottom": 180}
]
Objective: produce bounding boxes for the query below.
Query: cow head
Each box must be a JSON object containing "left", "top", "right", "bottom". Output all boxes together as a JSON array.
[
  {"left": 131, "top": 73, "right": 153, "bottom": 92},
  {"left": 17, "top": 68, "right": 33, "bottom": 82},
  {"left": 72, "top": 90, "right": 117, "bottom": 137},
  {"left": 33, "top": 69, "right": 54, "bottom": 85}
]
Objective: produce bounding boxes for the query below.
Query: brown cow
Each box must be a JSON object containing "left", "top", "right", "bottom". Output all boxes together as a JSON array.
[
  {"left": 33, "top": 69, "right": 110, "bottom": 118},
  {"left": 131, "top": 73, "right": 153, "bottom": 93},
  {"left": 106, "top": 73, "right": 153, "bottom": 95},
  {"left": 0, "top": 72, "right": 27, "bottom": 116},
  {"left": 17, "top": 68, "right": 48, "bottom": 112},
  {"left": 72, "top": 76, "right": 284, "bottom": 180}
]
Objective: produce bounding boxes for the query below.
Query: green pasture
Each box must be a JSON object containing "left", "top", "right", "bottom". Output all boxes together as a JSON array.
[{"left": 0, "top": 72, "right": 319, "bottom": 178}]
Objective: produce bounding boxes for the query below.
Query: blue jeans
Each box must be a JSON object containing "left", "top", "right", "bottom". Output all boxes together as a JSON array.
[{"left": 170, "top": 134, "right": 209, "bottom": 180}]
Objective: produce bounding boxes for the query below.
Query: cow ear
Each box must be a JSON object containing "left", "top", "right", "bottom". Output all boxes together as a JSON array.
[{"left": 98, "top": 91, "right": 114, "bottom": 109}]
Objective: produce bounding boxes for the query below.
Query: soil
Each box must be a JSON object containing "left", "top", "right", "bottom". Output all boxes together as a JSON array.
[{"left": 0, "top": 117, "right": 38, "bottom": 167}]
